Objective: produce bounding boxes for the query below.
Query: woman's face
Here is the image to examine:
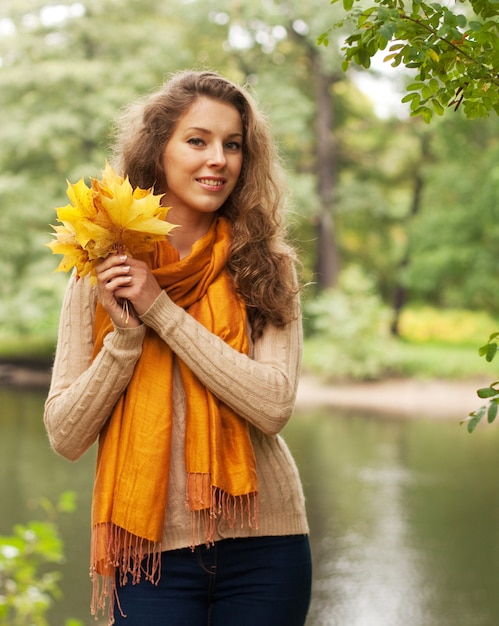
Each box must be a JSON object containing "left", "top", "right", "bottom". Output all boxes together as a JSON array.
[{"left": 161, "top": 97, "right": 243, "bottom": 225}]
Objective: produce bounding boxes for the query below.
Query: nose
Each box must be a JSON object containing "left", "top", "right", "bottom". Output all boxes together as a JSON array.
[{"left": 207, "top": 142, "right": 226, "bottom": 167}]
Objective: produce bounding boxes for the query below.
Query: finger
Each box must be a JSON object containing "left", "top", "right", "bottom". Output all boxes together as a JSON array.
[
  {"left": 108, "top": 276, "right": 132, "bottom": 291},
  {"left": 96, "top": 254, "right": 129, "bottom": 274},
  {"left": 98, "top": 264, "right": 131, "bottom": 285}
]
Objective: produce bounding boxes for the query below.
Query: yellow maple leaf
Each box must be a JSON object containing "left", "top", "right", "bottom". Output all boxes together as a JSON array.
[
  {"left": 46, "top": 162, "right": 177, "bottom": 280},
  {"left": 45, "top": 223, "right": 94, "bottom": 280},
  {"left": 92, "top": 162, "right": 174, "bottom": 255},
  {"left": 65, "top": 177, "right": 96, "bottom": 219}
]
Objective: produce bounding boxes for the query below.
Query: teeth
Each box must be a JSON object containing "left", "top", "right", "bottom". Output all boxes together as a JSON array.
[{"left": 198, "top": 178, "right": 223, "bottom": 187}]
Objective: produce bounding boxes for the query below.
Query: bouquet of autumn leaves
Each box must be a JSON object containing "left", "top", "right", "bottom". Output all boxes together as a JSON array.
[{"left": 46, "top": 162, "right": 176, "bottom": 283}]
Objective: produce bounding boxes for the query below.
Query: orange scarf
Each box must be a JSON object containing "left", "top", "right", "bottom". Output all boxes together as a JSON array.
[{"left": 90, "top": 217, "right": 258, "bottom": 620}]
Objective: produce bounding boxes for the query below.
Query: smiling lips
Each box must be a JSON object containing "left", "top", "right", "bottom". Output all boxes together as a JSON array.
[{"left": 197, "top": 177, "right": 225, "bottom": 189}]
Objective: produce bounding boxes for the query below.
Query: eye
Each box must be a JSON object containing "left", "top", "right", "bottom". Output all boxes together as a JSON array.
[
  {"left": 226, "top": 141, "right": 242, "bottom": 151},
  {"left": 187, "top": 137, "right": 204, "bottom": 146}
]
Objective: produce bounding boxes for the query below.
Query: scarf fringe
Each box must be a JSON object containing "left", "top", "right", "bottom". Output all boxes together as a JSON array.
[
  {"left": 90, "top": 522, "right": 162, "bottom": 625},
  {"left": 187, "top": 475, "right": 259, "bottom": 547}
]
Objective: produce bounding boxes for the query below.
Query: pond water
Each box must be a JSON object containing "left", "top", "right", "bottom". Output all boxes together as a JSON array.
[{"left": 2, "top": 385, "right": 499, "bottom": 626}]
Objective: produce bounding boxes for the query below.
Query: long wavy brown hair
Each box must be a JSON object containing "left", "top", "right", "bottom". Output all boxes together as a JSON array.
[{"left": 111, "top": 70, "right": 298, "bottom": 338}]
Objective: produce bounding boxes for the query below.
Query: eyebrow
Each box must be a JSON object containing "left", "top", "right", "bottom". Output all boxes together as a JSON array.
[{"left": 185, "top": 126, "right": 243, "bottom": 138}]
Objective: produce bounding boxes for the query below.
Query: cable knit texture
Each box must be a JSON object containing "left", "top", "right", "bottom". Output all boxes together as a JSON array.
[{"left": 44, "top": 274, "right": 309, "bottom": 551}]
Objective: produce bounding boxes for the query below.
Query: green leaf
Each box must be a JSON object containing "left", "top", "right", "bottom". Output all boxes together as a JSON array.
[
  {"left": 469, "top": 21, "right": 483, "bottom": 31},
  {"left": 487, "top": 401, "right": 498, "bottom": 423},
  {"left": 462, "top": 409, "right": 484, "bottom": 433},
  {"left": 422, "top": 106, "right": 433, "bottom": 123},
  {"left": 407, "top": 81, "right": 426, "bottom": 91},
  {"left": 379, "top": 22, "right": 398, "bottom": 40},
  {"left": 401, "top": 92, "right": 421, "bottom": 103},
  {"left": 343, "top": 0, "right": 355, "bottom": 10},
  {"left": 432, "top": 98, "right": 445, "bottom": 115},
  {"left": 479, "top": 342, "right": 498, "bottom": 361},
  {"left": 317, "top": 32, "right": 330, "bottom": 47},
  {"left": 486, "top": 342, "right": 498, "bottom": 361},
  {"left": 358, "top": 7, "right": 376, "bottom": 26},
  {"left": 422, "top": 84, "right": 432, "bottom": 99},
  {"left": 477, "top": 386, "right": 499, "bottom": 399},
  {"left": 388, "top": 43, "right": 405, "bottom": 52},
  {"left": 355, "top": 48, "right": 372, "bottom": 68}
]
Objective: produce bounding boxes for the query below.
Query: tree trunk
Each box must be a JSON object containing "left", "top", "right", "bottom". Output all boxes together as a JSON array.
[
  {"left": 313, "top": 56, "right": 340, "bottom": 290},
  {"left": 284, "top": 25, "right": 341, "bottom": 291},
  {"left": 391, "top": 133, "right": 430, "bottom": 335}
]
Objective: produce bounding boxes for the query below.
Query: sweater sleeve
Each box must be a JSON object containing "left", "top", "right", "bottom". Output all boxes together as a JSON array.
[
  {"left": 44, "top": 276, "right": 146, "bottom": 461},
  {"left": 139, "top": 290, "right": 303, "bottom": 436}
]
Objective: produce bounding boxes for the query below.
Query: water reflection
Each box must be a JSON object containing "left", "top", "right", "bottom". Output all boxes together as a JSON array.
[
  {"left": 2, "top": 387, "right": 499, "bottom": 625},
  {"left": 283, "top": 411, "right": 499, "bottom": 626}
]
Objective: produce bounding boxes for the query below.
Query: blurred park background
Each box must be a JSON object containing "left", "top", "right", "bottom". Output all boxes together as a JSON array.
[
  {"left": 2, "top": 1, "right": 499, "bottom": 625},
  {"left": 1, "top": 0, "right": 499, "bottom": 382}
]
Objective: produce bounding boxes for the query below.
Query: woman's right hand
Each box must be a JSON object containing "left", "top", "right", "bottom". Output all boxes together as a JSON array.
[{"left": 95, "top": 254, "right": 141, "bottom": 328}]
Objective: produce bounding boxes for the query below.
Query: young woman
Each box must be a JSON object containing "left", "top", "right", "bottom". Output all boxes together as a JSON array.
[{"left": 44, "top": 70, "right": 311, "bottom": 626}]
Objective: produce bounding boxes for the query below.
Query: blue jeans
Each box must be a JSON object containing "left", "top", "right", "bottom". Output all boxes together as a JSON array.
[{"left": 114, "top": 534, "right": 312, "bottom": 625}]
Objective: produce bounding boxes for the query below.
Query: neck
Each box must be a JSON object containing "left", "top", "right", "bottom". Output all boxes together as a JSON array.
[{"left": 167, "top": 211, "right": 216, "bottom": 259}]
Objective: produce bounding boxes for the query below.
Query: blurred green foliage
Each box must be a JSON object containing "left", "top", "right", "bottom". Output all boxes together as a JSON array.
[
  {"left": 302, "top": 265, "right": 499, "bottom": 381},
  {"left": 1, "top": 0, "right": 499, "bottom": 385},
  {"left": 0, "top": 492, "right": 82, "bottom": 626},
  {"left": 302, "top": 266, "right": 395, "bottom": 380}
]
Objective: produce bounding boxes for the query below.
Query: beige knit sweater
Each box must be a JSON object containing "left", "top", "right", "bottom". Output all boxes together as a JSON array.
[{"left": 44, "top": 276, "right": 309, "bottom": 550}]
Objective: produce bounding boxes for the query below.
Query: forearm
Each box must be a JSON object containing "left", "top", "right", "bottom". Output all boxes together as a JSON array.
[
  {"left": 140, "top": 291, "right": 302, "bottom": 435},
  {"left": 44, "top": 278, "right": 146, "bottom": 460}
]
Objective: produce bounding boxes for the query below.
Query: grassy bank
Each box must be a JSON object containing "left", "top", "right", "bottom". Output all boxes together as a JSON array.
[
  {"left": 0, "top": 335, "right": 56, "bottom": 366},
  {"left": 302, "top": 336, "right": 494, "bottom": 381},
  {"left": 302, "top": 306, "right": 499, "bottom": 382}
]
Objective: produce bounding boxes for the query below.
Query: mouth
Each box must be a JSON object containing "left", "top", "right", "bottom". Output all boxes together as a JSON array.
[{"left": 196, "top": 177, "right": 226, "bottom": 189}]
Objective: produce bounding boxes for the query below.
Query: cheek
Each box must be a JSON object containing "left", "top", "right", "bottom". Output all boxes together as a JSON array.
[
  {"left": 161, "top": 154, "right": 185, "bottom": 191},
  {"left": 159, "top": 151, "right": 171, "bottom": 191}
]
